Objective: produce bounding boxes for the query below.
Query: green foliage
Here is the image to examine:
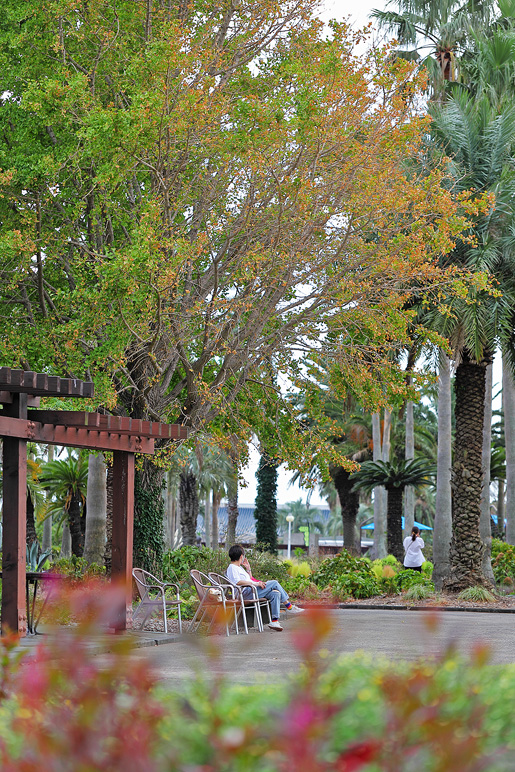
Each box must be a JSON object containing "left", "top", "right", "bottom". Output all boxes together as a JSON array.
[
  {"left": 26, "top": 542, "right": 52, "bottom": 573},
  {"left": 457, "top": 586, "right": 497, "bottom": 603},
  {"left": 161, "top": 546, "right": 289, "bottom": 588},
  {"left": 283, "top": 575, "right": 315, "bottom": 598},
  {"left": 133, "top": 470, "right": 165, "bottom": 576},
  {"left": 422, "top": 560, "right": 434, "bottom": 577},
  {"left": 313, "top": 550, "right": 380, "bottom": 599},
  {"left": 162, "top": 546, "right": 205, "bottom": 584},
  {"left": 2, "top": 584, "right": 515, "bottom": 770},
  {"left": 284, "top": 559, "right": 311, "bottom": 578},
  {"left": 491, "top": 539, "right": 515, "bottom": 586},
  {"left": 404, "top": 583, "right": 435, "bottom": 601},
  {"left": 51, "top": 556, "right": 106, "bottom": 581},
  {"left": 395, "top": 570, "right": 434, "bottom": 593},
  {"left": 254, "top": 455, "right": 279, "bottom": 552}
]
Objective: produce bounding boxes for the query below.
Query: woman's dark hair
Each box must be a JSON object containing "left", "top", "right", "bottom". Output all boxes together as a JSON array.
[
  {"left": 411, "top": 526, "right": 420, "bottom": 542},
  {"left": 228, "top": 544, "right": 245, "bottom": 561}
]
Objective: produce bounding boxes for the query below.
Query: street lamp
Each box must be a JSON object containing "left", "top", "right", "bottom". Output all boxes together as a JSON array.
[{"left": 286, "top": 514, "right": 294, "bottom": 559}]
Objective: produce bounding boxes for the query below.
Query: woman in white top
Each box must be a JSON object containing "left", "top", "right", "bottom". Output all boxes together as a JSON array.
[{"left": 403, "top": 526, "right": 425, "bottom": 571}]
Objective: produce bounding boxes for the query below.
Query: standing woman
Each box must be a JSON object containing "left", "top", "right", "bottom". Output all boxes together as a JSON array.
[{"left": 403, "top": 526, "right": 425, "bottom": 572}]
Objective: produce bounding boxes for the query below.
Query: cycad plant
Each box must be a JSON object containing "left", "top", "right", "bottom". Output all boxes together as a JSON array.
[
  {"left": 351, "top": 458, "right": 435, "bottom": 561},
  {"left": 40, "top": 455, "right": 88, "bottom": 557}
]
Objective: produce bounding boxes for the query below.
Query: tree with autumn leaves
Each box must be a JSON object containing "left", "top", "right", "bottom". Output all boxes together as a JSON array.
[{"left": 0, "top": 0, "right": 474, "bottom": 559}]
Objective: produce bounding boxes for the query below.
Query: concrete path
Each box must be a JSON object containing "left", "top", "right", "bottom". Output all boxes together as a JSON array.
[{"left": 132, "top": 609, "right": 515, "bottom": 686}]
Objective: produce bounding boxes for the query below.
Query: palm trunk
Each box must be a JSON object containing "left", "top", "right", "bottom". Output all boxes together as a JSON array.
[
  {"left": 212, "top": 489, "right": 221, "bottom": 549},
  {"left": 179, "top": 470, "right": 198, "bottom": 546},
  {"left": 386, "top": 486, "right": 404, "bottom": 562},
  {"left": 204, "top": 491, "right": 211, "bottom": 548},
  {"left": 83, "top": 453, "right": 107, "bottom": 566},
  {"left": 68, "top": 492, "right": 84, "bottom": 557},
  {"left": 42, "top": 444, "right": 54, "bottom": 554},
  {"left": 444, "top": 352, "right": 490, "bottom": 591},
  {"left": 503, "top": 358, "right": 515, "bottom": 544},
  {"left": 61, "top": 524, "right": 72, "bottom": 558},
  {"left": 226, "top": 452, "right": 239, "bottom": 546},
  {"left": 26, "top": 492, "right": 38, "bottom": 547},
  {"left": 480, "top": 364, "right": 494, "bottom": 582},
  {"left": 404, "top": 399, "right": 415, "bottom": 536},
  {"left": 433, "top": 351, "right": 453, "bottom": 590},
  {"left": 104, "top": 464, "right": 113, "bottom": 574},
  {"left": 371, "top": 411, "right": 386, "bottom": 558},
  {"left": 497, "top": 479, "right": 505, "bottom": 538},
  {"left": 331, "top": 466, "right": 360, "bottom": 554}
]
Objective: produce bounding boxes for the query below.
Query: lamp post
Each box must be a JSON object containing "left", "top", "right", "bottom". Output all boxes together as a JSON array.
[{"left": 286, "top": 514, "right": 294, "bottom": 559}]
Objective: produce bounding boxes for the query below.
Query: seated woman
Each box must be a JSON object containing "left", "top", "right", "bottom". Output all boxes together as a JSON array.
[{"left": 226, "top": 544, "right": 303, "bottom": 632}]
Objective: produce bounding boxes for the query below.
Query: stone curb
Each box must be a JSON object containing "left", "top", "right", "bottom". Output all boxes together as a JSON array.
[{"left": 339, "top": 603, "right": 515, "bottom": 613}]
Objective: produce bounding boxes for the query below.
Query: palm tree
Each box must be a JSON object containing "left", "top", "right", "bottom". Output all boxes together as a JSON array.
[
  {"left": 371, "top": 0, "right": 496, "bottom": 89},
  {"left": 427, "top": 90, "right": 515, "bottom": 590},
  {"left": 83, "top": 453, "right": 107, "bottom": 566},
  {"left": 351, "top": 458, "right": 435, "bottom": 561},
  {"left": 40, "top": 454, "right": 88, "bottom": 557},
  {"left": 277, "top": 500, "right": 325, "bottom": 536}
]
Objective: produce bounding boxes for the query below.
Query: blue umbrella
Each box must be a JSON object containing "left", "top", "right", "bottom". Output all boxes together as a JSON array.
[{"left": 361, "top": 517, "right": 432, "bottom": 531}]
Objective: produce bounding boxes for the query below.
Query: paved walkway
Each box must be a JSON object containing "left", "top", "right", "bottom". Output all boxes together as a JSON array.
[{"left": 130, "top": 608, "right": 515, "bottom": 685}]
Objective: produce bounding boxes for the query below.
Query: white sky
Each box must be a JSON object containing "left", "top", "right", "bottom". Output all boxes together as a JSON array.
[{"left": 238, "top": 0, "right": 386, "bottom": 507}]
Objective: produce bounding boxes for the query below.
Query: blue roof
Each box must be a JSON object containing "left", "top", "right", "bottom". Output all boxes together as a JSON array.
[
  {"left": 197, "top": 504, "right": 332, "bottom": 541},
  {"left": 361, "top": 517, "right": 432, "bottom": 531}
]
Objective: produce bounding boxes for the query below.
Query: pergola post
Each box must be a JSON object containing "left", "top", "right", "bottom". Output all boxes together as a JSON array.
[
  {"left": 1, "top": 394, "right": 28, "bottom": 635},
  {"left": 111, "top": 450, "right": 135, "bottom": 630}
]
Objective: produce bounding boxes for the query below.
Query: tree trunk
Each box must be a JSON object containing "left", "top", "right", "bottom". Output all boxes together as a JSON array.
[
  {"left": 83, "top": 453, "right": 107, "bottom": 566},
  {"left": 444, "top": 352, "right": 490, "bottom": 591},
  {"left": 162, "top": 471, "right": 175, "bottom": 549},
  {"left": 226, "top": 483, "right": 239, "bottom": 548},
  {"left": 386, "top": 486, "right": 404, "bottom": 563},
  {"left": 497, "top": 479, "right": 505, "bottom": 538},
  {"left": 480, "top": 364, "right": 494, "bottom": 582},
  {"left": 404, "top": 399, "right": 415, "bottom": 536},
  {"left": 179, "top": 470, "right": 199, "bottom": 546},
  {"left": 26, "top": 492, "right": 38, "bottom": 547},
  {"left": 204, "top": 491, "right": 211, "bottom": 549},
  {"left": 61, "top": 524, "right": 72, "bottom": 558},
  {"left": 212, "top": 489, "right": 221, "bottom": 549},
  {"left": 68, "top": 493, "right": 84, "bottom": 557},
  {"left": 42, "top": 444, "right": 54, "bottom": 554},
  {"left": 433, "top": 351, "right": 453, "bottom": 590},
  {"left": 104, "top": 463, "right": 113, "bottom": 575},
  {"left": 371, "top": 411, "right": 386, "bottom": 558},
  {"left": 331, "top": 466, "right": 360, "bottom": 554},
  {"left": 503, "top": 357, "right": 515, "bottom": 544}
]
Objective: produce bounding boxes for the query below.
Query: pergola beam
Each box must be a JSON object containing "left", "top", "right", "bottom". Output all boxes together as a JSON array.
[
  {"left": 0, "top": 415, "right": 155, "bottom": 453},
  {"left": 26, "top": 410, "right": 188, "bottom": 440}
]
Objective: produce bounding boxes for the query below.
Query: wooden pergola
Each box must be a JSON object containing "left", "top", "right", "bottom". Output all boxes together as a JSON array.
[{"left": 0, "top": 368, "right": 188, "bottom": 636}]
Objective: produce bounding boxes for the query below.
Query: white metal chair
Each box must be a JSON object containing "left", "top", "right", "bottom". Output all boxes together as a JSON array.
[
  {"left": 189, "top": 570, "right": 243, "bottom": 636},
  {"left": 208, "top": 572, "right": 273, "bottom": 632},
  {"left": 132, "top": 568, "right": 182, "bottom": 634}
]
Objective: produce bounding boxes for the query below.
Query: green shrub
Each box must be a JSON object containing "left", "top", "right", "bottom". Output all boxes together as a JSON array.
[
  {"left": 421, "top": 560, "right": 433, "bottom": 578},
  {"left": 4, "top": 584, "right": 515, "bottom": 771},
  {"left": 313, "top": 551, "right": 380, "bottom": 599},
  {"left": 491, "top": 539, "right": 515, "bottom": 586},
  {"left": 394, "top": 569, "right": 431, "bottom": 593},
  {"left": 162, "top": 546, "right": 290, "bottom": 589},
  {"left": 51, "top": 556, "right": 106, "bottom": 581}
]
